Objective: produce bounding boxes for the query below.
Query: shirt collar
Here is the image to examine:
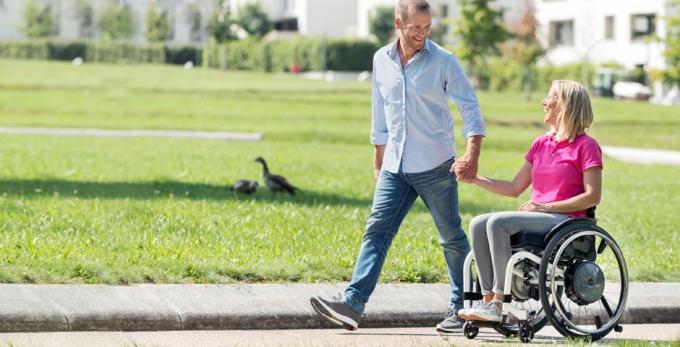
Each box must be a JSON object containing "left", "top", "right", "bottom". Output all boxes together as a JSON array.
[{"left": 386, "top": 39, "right": 432, "bottom": 59}]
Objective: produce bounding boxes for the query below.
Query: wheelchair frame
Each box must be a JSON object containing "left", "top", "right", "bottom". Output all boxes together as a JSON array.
[{"left": 460, "top": 214, "right": 629, "bottom": 343}]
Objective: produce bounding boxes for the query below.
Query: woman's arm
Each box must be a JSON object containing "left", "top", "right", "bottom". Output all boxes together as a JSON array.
[
  {"left": 473, "top": 161, "right": 532, "bottom": 197},
  {"left": 521, "top": 166, "right": 602, "bottom": 213}
]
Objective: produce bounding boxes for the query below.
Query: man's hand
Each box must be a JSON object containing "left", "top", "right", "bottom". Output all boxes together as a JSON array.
[
  {"left": 452, "top": 136, "right": 483, "bottom": 183},
  {"left": 373, "top": 144, "right": 386, "bottom": 181},
  {"left": 452, "top": 154, "right": 478, "bottom": 183}
]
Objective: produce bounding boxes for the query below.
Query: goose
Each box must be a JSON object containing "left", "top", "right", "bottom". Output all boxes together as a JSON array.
[
  {"left": 254, "top": 157, "right": 296, "bottom": 194},
  {"left": 231, "top": 179, "right": 259, "bottom": 195}
]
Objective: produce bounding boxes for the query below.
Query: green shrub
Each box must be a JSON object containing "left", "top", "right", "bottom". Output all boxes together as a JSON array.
[
  {"left": 536, "top": 62, "right": 595, "bottom": 90},
  {"left": 87, "top": 42, "right": 165, "bottom": 64},
  {"left": 325, "top": 39, "right": 377, "bottom": 71},
  {"left": 0, "top": 41, "right": 49, "bottom": 60},
  {"left": 202, "top": 37, "right": 377, "bottom": 72},
  {"left": 475, "top": 56, "right": 596, "bottom": 92},
  {"left": 47, "top": 41, "right": 88, "bottom": 61},
  {"left": 164, "top": 45, "right": 202, "bottom": 65}
]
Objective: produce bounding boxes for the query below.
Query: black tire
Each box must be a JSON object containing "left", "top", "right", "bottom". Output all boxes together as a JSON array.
[
  {"left": 519, "top": 322, "right": 533, "bottom": 343},
  {"left": 493, "top": 312, "right": 547, "bottom": 338},
  {"left": 538, "top": 224, "right": 628, "bottom": 341},
  {"left": 463, "top": 321, "right": 479, "bottom": 339}
]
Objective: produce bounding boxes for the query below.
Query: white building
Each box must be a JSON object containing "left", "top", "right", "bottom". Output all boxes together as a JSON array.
[
  {"left": 535, "top": 0, "right": 672, "bottom": 70},
  {"left": 0, "top": 0, "right": 216, "bottom": 43},
  {"left": 229, "top": 0, "right": 358, "bottom": 37}
]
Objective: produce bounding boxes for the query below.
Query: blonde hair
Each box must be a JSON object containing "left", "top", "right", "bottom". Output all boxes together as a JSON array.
[{"left": 550, "top": 80, "right": 594, "bottom": 142}]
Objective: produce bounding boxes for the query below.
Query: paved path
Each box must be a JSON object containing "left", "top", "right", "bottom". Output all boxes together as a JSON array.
[
  {"left": 1, "top": 283, "right": 678, "bottom": 332},
  {"left": 0, "top": 126, "right": 263, "bottom": 141},
  {"left": 602, "top": 146, "right": 680, "bottom": 166},
  {"left": 1, "top": 325, "right": 679, "bottom": 346}
]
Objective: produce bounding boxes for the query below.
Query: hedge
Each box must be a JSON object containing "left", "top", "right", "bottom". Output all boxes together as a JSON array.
[
  {"left": 0, "top": 39, "right": 597, "bottom": 86},
  {"left": 0, "top": 40, "right": 199, "bottom": 65},
  {"left": 203, "top": 38, "right": 378, "bottom": 72}
]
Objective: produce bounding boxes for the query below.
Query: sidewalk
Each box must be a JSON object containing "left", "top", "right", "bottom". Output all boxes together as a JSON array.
[
  {"left": 602, "top": 146, "right": 680, "bottom": 166},
  {"left": 1, "top": 283, "right": 678, "bottom": 332}
]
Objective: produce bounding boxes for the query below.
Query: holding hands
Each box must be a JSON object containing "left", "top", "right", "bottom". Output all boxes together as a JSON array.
[{"left": 452, "top": 154, "right": 479, "bottom": 183}]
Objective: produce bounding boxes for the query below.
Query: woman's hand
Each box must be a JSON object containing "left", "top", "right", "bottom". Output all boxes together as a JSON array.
[{"left": 519, "top": 200, "right": 550, "bottom": 212}]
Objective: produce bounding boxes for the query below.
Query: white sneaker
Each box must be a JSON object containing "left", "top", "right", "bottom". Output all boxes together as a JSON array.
[
  {"left": 457, "top": 300, "right": 485, "bottom": 320},
  {"left": 466, "top": 300, "right": 502, "bottom": 322}
]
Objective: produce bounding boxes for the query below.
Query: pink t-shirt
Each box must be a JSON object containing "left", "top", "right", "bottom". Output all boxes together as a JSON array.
[{"left": 524, "top": 134, "right": 603, "bottom": 217}]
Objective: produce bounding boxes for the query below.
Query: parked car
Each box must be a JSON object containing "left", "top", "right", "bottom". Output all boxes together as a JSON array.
[{"left": 612, "top": 81, "right": 652, "bottom": 100}]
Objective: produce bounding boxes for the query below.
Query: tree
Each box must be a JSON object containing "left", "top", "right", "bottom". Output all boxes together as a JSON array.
[
  {"left": 369, "top": 6, "right": 394, "bottom": 45},
  {"left": 99, "top": 3, "right": 135, "bottom": 40},
  {"left": 21, "top": 0, "right": 56, "bottom": 38},
  {"left": 237, "top": 3, "right": 271, "bottom": 38},
  {"left": 75, "top": 0, "right": 94, "bottom": 38},
  {"left": 186, "top": 3, "right": 202, "bottom": 42},
  {"left": 503, "top": 0, "right": 544, "bottom": 99},
  {"left": 664, "top": 0, "right": 680, "bottom": 86},
  {"left": 146, "top": 3, "right": 172, "bottom": 42},
  {"left": 206, "top": 6, "right": 236, "bottom": 42},
  {"left": 454, "top": 0, "right": 510, "bottom": 79}
]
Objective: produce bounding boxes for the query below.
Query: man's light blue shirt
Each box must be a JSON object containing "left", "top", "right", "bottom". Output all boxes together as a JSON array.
[{"left": 371, "top": 39, "right": 486, "bottom": 173}]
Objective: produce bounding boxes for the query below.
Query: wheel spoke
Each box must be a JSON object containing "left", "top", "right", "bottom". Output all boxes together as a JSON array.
[{"left": 600, "top": 295, "right": 615, "bottom": 318}]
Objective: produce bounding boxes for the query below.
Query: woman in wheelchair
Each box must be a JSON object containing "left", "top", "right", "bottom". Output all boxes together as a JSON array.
[{"left": 459, "top": 80, "right": 603, "bottom": 323}]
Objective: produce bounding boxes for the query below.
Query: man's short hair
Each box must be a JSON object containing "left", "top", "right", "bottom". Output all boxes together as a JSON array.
[{"left": 395, "top": 0, "right": 431, "bottom": 22}]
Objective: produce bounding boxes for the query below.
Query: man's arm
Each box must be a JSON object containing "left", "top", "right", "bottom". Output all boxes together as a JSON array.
[
  {"left": 444, "top": 55, "right": 486, "bottom": 182},
  {"left": 370, "top": 55, "right": 388, "bottom": 181},
  {"left": 373, "top": 144, "right": 386, "bottom": 180}
]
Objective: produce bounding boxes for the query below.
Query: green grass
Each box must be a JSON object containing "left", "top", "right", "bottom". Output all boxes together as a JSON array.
[{"left": 0, "top": 58, "right": 679, "bottom": 284}]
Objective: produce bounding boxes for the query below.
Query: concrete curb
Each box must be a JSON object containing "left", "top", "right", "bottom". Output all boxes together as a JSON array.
[{"left": 0, "top": 283, "right": 678, "bottom": 332}]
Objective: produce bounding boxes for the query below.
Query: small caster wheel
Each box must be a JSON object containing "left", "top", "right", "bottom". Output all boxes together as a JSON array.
[
  {"left": 519, "top": 322, "right": 533, "bottom": 343},
  {"left": 463, "top": 321, "right": 479, "bottom": 339},
  {"left": 614, "top": 324, "right": 623, "bottom": 333}
]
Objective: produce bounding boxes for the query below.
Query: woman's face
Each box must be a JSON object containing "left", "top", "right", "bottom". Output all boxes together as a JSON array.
[{"left": 542, "top": 86, "right": 560, "bottom": 127}]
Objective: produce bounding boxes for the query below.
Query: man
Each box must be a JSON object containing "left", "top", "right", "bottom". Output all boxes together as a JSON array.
[{"left": 310, "top": 0, "right": 485, "bottom": 333}]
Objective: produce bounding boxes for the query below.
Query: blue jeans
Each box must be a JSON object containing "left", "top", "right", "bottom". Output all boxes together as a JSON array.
[{"left": 343, "top": 158, "right": 470, "bottom": 314}]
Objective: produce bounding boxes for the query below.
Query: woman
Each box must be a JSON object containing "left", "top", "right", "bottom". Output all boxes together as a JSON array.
[{"left": 459, "top": 80, "right": 603, "bottom": 322}]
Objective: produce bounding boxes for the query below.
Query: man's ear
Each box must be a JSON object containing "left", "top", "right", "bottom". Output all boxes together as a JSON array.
[{"left": 395, "top": 17, "right": 401, "bottom": 30}]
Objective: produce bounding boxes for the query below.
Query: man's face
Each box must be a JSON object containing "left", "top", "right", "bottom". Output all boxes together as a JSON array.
[{"left": 395, "top": 9, "right": 432, "bottom": 51}]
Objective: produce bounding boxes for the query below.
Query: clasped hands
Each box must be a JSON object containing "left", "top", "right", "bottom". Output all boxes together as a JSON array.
[{"left": 451, "top": 154, "right": 478, "bottom": 183}]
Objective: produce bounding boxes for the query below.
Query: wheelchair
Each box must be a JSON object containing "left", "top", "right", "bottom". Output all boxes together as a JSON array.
[{"left": 461, "top": 207, "right": 629, "bottom": 343}]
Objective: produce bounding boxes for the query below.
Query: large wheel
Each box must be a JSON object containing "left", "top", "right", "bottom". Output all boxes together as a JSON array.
[{"left": 538, "top": 223, "right": 628, "bottom": 341}]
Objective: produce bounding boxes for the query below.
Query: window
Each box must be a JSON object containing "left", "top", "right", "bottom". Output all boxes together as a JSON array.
[
  {"left": 605, "top": 16, "right": 615, "bottom": 40},
  {"left": 438, "top": 4, "right": 448, "bottom": 18},
  {"left": 549, "top": 20, "right": 574, "bottom": 46},
  {"left": 631, "top": 14, "right": 656, "bottom": 40},
  {"left": 284, "top": 0, "right": 295, "bottom": 15}
]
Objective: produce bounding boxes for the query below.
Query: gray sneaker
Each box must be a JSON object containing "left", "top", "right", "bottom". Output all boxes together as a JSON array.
[
  {"left": 310, "top": 295, "right": 360, "bottom": 330},
  {"left": 436, "top": 309, "right": 465, "bottom": 333}
]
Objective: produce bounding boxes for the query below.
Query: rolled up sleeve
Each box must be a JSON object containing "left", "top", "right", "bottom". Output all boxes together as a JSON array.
[
  {"left": 370, "top": 58, "right": 389, "bottom": 145},
  {"left": 444, "top": 55, "right": 486, "bottom": 138}
]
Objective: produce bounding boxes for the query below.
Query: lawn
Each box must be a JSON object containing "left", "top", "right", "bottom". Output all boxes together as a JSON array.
[{"left": 0, "top": 59, "right": 678, "bottom": 284}]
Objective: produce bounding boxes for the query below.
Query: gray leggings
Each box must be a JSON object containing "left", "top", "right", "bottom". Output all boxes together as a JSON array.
[{"left": 470, "top": 211, "right": 569, "bottom": 295}]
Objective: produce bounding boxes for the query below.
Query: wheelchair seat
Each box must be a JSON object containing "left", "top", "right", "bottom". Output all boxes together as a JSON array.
[
  {"left": 510, "top": 217, "right": 597, "bottom": 249},
  {"left": 510, "top": 206, "right": 597, "bottom": 249}
]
